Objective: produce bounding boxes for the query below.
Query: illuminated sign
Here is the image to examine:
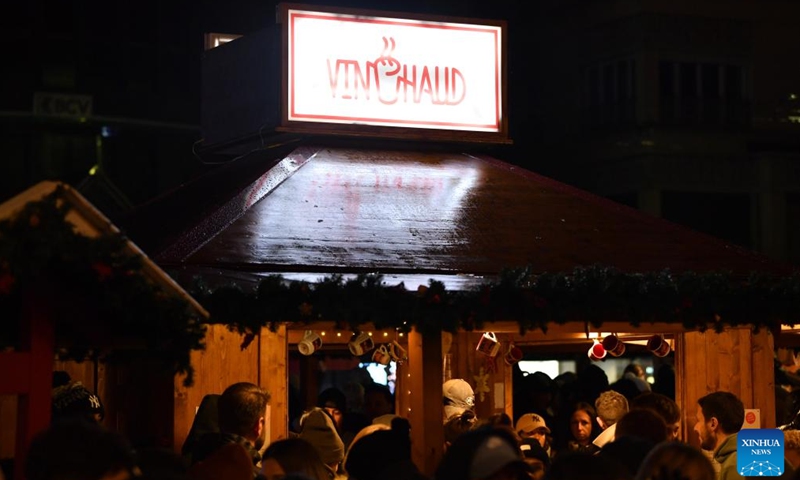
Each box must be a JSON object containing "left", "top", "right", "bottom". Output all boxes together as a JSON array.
[{"left": 282, "top": 5, "right": 505, "bottom": 135}]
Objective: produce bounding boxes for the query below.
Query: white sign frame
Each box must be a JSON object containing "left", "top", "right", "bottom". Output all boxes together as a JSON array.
[{"left": 279, "top": 3, "right": 508, "bottom": 142}]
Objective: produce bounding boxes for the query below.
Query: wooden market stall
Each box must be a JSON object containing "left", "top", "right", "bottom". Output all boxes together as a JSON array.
[
  {"left": 114, "top": 3, "right": 799, "bottom": 475},
  {"left": 0, "top": 182, "right": 208, "bottom": 480},
  {"left": 120, "top": 143, "right": 798, "bottom": 474}
]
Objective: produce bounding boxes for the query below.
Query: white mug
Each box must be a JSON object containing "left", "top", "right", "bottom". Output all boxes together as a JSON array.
[
  {"left": 298, "top": 331, "right": 322, "bottom": 356},
  {"left": 389, "top": 341, "right": 408, "bottom": 364},
  {"left": 348, "top": 332, "right": 375, "bottom": 356},
  {"left": 372, "top": 345, "right": 392, "bottom": 365}
]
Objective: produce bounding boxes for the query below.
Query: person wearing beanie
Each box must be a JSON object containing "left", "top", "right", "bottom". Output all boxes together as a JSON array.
[
  {"left": 443, "top": 379, "right": 476, "bottom": 422},
  {"left": 345, "top": 417, "right": 427, "bottom": 480},
  {"left": 51, "top": 378, "right": 105, "bottom": 423},
  {"left": 299, "top": 407, "right": 346, "bottom": 477}
]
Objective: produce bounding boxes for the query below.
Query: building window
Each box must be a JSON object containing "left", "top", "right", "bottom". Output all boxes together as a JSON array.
[
  {"left": 583, "top": 58, "right": 637, "bottom": 128},
  {"left": 659, "top": 61, "right": 749, "bottom": 126}
]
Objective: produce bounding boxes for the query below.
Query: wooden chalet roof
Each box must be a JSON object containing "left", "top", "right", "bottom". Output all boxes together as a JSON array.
[{"left": 119, "top": 145, "right": 794, "bottom": 290}]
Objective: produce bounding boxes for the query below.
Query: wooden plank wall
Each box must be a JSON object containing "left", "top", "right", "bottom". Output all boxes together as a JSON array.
[
  {"left": 173, "top": 324, "right": 260, "bottom": 453},
  {"left": 450, "top": 331, "right": 513, "bottom": 420},
  {"left": 676, "top": 327, "right": 775, "bottom": 446},
  {"left": 260, "top": 325, "right": 289, "bottom": 444},
  {"left": 408, "top": 328, "right": 443, "bottom": 476}
]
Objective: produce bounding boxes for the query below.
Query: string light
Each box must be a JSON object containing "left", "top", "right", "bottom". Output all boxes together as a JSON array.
[
  {"left": 398, "top": 332, "right": 404, "bottom": 337},
  {"left": 383, "top": 332, "right": 389, "bottom": 337},
  {"left": 336, "top": 332, "right": 341, "bottom": 337},
  {"left": 368, "top": 332, "right": 373, "bottom": 336},
  {"left": 320, "top": 331, "right": 326, "bottom": 336}
]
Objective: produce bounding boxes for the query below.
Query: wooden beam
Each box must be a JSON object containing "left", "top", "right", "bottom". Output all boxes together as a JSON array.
[
  {"left": 261, "top": 325, "right": 289, "bottom": 443},
  {"left": 408, "top": 328, "right": 443, "bottom": 477}
]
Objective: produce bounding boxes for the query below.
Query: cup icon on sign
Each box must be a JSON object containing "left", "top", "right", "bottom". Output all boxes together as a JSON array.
[
  {"left": 298, "top": 331, "right": 322, "bottom": 356},
  {"left": 349, "top": 332, "right": 375, "bottom": 356},
  {"left": 476, "top": 332, "right": 501, "bottom": 357},
  {"left": 372, "top": 345, "right": 392, "bottom": 365}
]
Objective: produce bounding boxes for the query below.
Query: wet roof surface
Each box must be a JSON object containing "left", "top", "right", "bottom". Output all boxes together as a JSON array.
[{"left": 132, "top": 146, "right": 791, "bottom": 288}]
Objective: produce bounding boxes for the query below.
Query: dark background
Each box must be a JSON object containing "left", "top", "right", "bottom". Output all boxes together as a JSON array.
[{"left": 2, "top": 0, "right": 799, "bottom": 265}]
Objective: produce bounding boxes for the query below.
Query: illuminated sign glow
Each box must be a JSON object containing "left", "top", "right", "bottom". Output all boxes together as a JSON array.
[{"left": 286, "top": 8, "right": 503, "bottom": 133}]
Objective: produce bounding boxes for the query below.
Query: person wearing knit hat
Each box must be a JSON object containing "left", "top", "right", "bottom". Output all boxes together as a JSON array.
[
  {"left": 51, "top": 380, "right": 105, "bottom": 423},
  {"left": 299, "top": 407, "right": 345, "bottom": 476},
  {"left": 443, "top": 378, "right": 476, "bottom": 422},
  {"left": 345, "top": 417, "right": 426, "bottom": 480}
]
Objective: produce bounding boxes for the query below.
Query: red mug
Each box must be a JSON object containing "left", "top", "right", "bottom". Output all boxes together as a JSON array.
[
  {"left": 647, "top": 335, "right": 671, "bottom": 357},
  {"left": 602, "top": 335, "right": 626, "bottom": 357},
  {"left": 588, "top": 340, "right": 606, "bottom": 361}
]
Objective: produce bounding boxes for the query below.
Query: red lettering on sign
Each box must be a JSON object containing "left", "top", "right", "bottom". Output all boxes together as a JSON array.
[{"left": 325, "top": 37, "right": 466, "bottom": 106}]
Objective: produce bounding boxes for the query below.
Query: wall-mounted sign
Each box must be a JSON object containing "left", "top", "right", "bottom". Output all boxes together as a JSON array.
[
  {"left": 33, "top": 92, "right": 92, "bottom": 118},
  {"left": 280, "top": 4, "right": 506, "bottom": 140}
]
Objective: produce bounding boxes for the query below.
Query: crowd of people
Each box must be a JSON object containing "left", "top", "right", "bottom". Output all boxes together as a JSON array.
[{"left": 6, "top": 364, "right": 800, "bottom": 480}]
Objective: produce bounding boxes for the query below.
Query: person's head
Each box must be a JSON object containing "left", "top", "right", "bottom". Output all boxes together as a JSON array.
[
  {"left": 317, "top": 387, "right": 347, "bottom": 430},
  {"left": 514, "top": 413, "right": 551, "bottom": 449},
  {"left": 217, "top": 382, "right": 270, "bottom": 450},
  {"left": 345, "top": 417, "right": 414, "bottom": 480},
  {"left": 436, "top": 427, "right": 532, "bottom": 480},
  {"left": 445, "top": 410, "right": 478, "bottom": 448},
  {"left": 624, "top": 364, "right": 646, "bottom": 379},
  {"left": 363, "top": 384, "right": 394, "bottom": 421},
  {"left": 634, "top": 441, "right": 715, "bottom": 480},
  {"left": 570, "top": 403, "right": 597, "bottom": 445},
  {"left": 597, "top": 435, "right": 657, "bottom": 479},
  {"left": 694, "top": 391, "right": 744, "bottom": 451},
  {"left": 443, "top": 379, "right": 476, "bottom": 421},
  {"left": 261, "top": 438, "right": 331, "bottom": 480},
  {"left": 595, "top": 390, "right": 629, "bottom": 429},
  {"left": 615, "top": 408, "right": 670, "bottom": 446},
  {"left": 51, "top": 380, "right": 105, "bottom": 424},
  {"left": 630, "top": 392, "right": 681, "bottom": 441},
  {"left": 546, "top": 451, "right": 627, "bottom": 480},
  {"left": 519, "top": 438, "right": 550, "bottom": 480},
  {"left": 298, "top": 407, "right": 346, "bottom": 471},
  {"left": 26, "top": 418, "right": 139, "bottom": 480}
]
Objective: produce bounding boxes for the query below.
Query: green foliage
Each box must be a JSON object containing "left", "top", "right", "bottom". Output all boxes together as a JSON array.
[
  {"left": 0, "top": 186, "right": 206, "bottom": 386},
  {"left": 191, "top": 264, "right": 800, "bottom": 337}
]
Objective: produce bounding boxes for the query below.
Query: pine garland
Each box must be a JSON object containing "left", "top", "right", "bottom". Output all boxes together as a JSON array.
[
  {"left": 191, "top": 265, "right": 800, "bottom": 344},
  {"left": 0, "top": 187, "right": 206, "bottom": 386}
]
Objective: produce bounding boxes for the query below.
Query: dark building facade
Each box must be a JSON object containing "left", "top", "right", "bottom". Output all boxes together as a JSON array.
[{"left": 519, "top": 0, "right": 800, "bottom": 265}]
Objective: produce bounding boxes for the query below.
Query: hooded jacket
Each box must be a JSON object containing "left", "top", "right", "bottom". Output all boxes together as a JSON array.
[{"left": 714, "top": 434, "right": 740, "bottom": 480}]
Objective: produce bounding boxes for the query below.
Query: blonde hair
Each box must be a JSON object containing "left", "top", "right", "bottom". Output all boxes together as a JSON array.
[
  {"left": 595, "top": 390, "right": 628, "bottom": 426},
  {"left": 634, "top": 442, "right": 715, "bottom": 480}
]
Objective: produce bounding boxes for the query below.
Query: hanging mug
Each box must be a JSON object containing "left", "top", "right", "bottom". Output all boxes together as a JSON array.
[
  {"left": 389, "top": 341, "right": 408, "bottom": 364},
  {"left": 504, "top": 343, "right": 524, "bottom": 366},
  {"left": 588, "top": 340, "right": 607, "bottom": 361},
  {"left": 601, "top": 334, "right": 626, "bottom": 357},
  {"left": 647, "top": 335, "right": 671, "bottom": 357},
  {"left": 348, "top": 332, "right": 375, "bottom": 356},
  {"left": 372, "top": 345, "right": 392, "bottom": 365},
  {"left": 298, "top": 331, "right": 322, "bottom": 356},
  {"left": 476, "top": 332, "right": 501, "bottom": 357}
]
